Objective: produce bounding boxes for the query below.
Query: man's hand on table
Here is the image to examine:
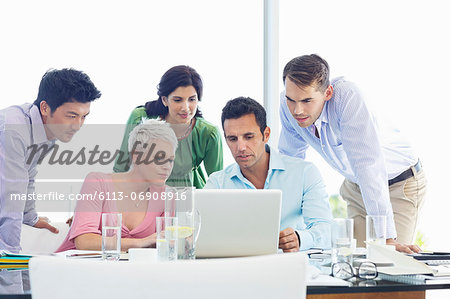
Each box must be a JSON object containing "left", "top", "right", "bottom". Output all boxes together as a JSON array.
[
  {"left": 386, "top": 238, "right": 421, "bottom": 253},
  {"left": 279, "top": 227, "right": 300, "bottom": 252}
]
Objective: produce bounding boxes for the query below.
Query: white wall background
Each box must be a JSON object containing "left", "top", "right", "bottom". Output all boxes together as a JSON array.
[
  {"left": 0, "top": 0, "right": 263, "bottom": 221},
  {"left": 0, "top": 0, "right": 263, "bottom": 168}
]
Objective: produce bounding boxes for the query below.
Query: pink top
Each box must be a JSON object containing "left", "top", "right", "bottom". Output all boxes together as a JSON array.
[{"left": 56, "top": 172, "right": 165, "bottom": 252}]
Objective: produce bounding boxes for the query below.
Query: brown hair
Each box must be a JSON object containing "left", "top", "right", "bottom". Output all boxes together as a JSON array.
[
  {"left": 143, "top": 65, "right": 203, "bottom": 118},
  {"left": 283, "top": 54, "right": 330, "bottom": 92}
]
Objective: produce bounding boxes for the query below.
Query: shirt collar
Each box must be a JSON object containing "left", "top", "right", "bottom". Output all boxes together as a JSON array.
[
  {"left": 313, "top": 77, "right": 344, "bottom": 130},
  {"left": 267, "top": 144, "right": 285, "bottom": 171},
  {"left": 28, "top": 104, "right": 50, "bottom": 144},
  {"left": 315, "top": 100, "right": 329, "bottom": 125},
  {"left": 230, "top": 144, "right": 286, "bottom": 181},
  {"left": 229, "top": 162, "right": 243, "bottom": 180},
  {"left": 318, "top": 76, "right": 345, "bottom": 125}
]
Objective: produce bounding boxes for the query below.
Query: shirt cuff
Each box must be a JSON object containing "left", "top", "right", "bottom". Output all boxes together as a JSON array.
[
  {"left": 296, "top": 230, "right": 314, "bottom": 251},
  {"left": 386, "top": 215, "right": 397, "bottom": 239},
  {"left": 386, "top": 225, "right": 397, "bottom": 240},
  {"left": 23, "top": 213, "right": 39, "bottom": 227}
]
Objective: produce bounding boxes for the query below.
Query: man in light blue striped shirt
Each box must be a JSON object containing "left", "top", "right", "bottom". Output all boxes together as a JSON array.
[
  {"left": 279, "top": 54, "right": 426, "bottom": 253},
  {"left": 205, "top": 97, "right": 332, "bottom": 251}
]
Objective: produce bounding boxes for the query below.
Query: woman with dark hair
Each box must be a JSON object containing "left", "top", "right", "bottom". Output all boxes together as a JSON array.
[{"left": 114, "top": 65, "right": 223, "bottom": 188}]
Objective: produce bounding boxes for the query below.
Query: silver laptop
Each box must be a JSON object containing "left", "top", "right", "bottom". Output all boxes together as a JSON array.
[{"left": 194, "top": 189, "right": 282, "bottom": 258}]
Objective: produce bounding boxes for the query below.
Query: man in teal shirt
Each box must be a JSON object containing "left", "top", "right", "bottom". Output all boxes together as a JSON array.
[{"left": 205, "top": 97, "right": 332, "bottom": 251}]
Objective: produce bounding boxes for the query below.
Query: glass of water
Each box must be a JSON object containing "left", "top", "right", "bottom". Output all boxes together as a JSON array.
[
  {"left": 366, "top": 215, "right": 387, "bottom": 262},
  {"left": 366, "top": 215, "right": 387, "bottom": 245},
  {"left": 102, "top": 213, "right": 122, "bottom": 261},
  {"left": 156, "top": 216, "right": 178, "bottom": 262},
  {"left": 176, "top": 209, "right": 201, "bottom": 260},
  {"left": 331, "top": 218, "right": 354, "bottom": 265}
]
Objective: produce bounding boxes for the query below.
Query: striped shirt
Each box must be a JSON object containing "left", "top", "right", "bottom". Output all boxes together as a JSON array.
[
  {"left": 278, "top": 77, "right": 417, "bottom": 239},
  {"left": 0, "top": 104, "right": 55, "bottom": 252}
]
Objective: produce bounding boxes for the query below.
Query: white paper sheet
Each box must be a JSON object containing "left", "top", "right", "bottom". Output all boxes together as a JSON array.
[
  {"left": 307, "top": 275, "right": 351, "bottom": 286},
  {"left": 370, "top": 243, "right": 434, "bottom": 275}
]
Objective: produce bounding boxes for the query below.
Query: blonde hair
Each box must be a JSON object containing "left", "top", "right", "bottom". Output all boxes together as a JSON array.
[{"left": 128, "top": 118, "right": 178, "bottom": 153}]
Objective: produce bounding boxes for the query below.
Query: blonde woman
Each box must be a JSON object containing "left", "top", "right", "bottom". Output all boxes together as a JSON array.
[{"left": 56, "top": 119, "right": 177, "bottom": 252}]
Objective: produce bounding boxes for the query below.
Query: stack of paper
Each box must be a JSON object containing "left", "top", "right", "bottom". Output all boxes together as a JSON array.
[{"left": 370, "top": 243, "right": 450, "bottom": 278}]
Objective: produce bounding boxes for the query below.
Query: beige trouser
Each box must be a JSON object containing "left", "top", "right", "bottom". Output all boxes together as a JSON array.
[{"left": 340, "top": 168, "right": 427, "bottom": 247}]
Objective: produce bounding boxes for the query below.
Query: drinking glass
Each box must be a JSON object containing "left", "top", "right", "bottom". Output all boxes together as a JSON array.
[
  {"left": 156, "top": 216, "right": 178, "bottom": 262},
  {"left": 102, "top": 213, "right": 122, "bottom": 261},
  {"left": 331, "top": 218, "right": 354, "bottom": 265},
  {"left": 366, "top": 215, "right": 386, "bottom": 245},
  {"left": 176, "top": 209, "right": 201, "bottom": 260},
  {"left": 164, "top": 187, "right": 199, "bottom": 259},
  {"left": 366, "top": 215, "right": 387, "bottom": 262}
]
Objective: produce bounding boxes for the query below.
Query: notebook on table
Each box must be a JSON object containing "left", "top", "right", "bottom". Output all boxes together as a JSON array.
[
  {"left": 409, "top": 252, "right": 450, "bottom": 265},
  {"left": 194, "top": 189, "right": 282, "bottom": 258},
  {"left": 371, "top": 243, "right": 450, "bottom": 277}
]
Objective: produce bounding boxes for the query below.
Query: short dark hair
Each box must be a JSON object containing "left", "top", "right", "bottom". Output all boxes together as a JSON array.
[
  {"left": 33, "top": 68, "right": 101, "bottom": 112},
  {"left": 221, "top": 97, "right": 267, "bottom": 135},
  {"left": 144, "top": 65, "right": 203, "bottom": 118},
  {"left": 283, "top": 54, "right": 330, "bottom": 92}
]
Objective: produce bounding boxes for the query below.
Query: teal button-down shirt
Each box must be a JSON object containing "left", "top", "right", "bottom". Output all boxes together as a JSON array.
[{"left": 205, "top": 146, "right": 332, "bottom": 250}]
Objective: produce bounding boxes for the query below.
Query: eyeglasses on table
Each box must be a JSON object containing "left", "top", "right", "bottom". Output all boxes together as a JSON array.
[{"left": 331, "top": 261, "right": 378, "bottom": 280}]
